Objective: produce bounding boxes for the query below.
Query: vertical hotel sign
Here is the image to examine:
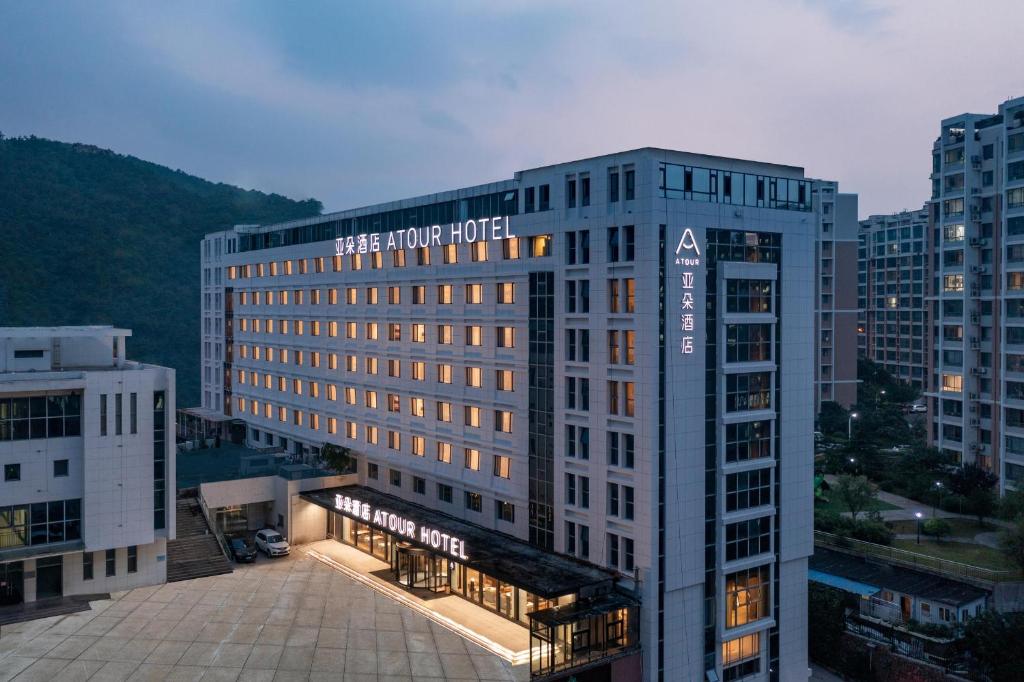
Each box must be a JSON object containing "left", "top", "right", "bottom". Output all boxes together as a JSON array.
[{"left": 675, "top": 228, "right": 701, "bottom": 355}]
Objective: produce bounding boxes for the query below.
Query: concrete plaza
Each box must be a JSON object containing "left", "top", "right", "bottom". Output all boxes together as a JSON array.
[{"left": 0, "top": 546, "right": 528, "bottom": 682}]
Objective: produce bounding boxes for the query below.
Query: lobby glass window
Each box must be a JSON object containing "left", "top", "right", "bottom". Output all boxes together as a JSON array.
[
  {"left": 106, "top": 549, "right": 116, "bottom": 577},
  {"left": 127, "top": 545, "right": 138, "bottom": 573},
  {"left": 83, "top": 552, "right": 93, "bottom": 580},
  {"left": 0, "top": 394, "right": 81, "bottom": 441}
]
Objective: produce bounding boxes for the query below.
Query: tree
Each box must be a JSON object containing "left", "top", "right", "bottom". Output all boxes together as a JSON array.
[
  {"left": 1000, "top": 518, "right": 1024, "bottom": 572},
  {"left": 808, "top": 583, "right": 846, "bottom": 666},
  {"left": 818, "top": 401, "right": 849, "bottom": 438},
  {"left": 834, "top": 475, "right": 877, "bottom": 521},
  {"left": 950, "top": 463, "right": 999, "bottom": 525},
  {"left": 321, "top": 443, "right": 356, "bottom": 474},
  {"left": 923, "top": 518, "right": 951, "bottom": 543},
  {"left": 962, "top": 610, "right": 1024, "bottom": 680}
]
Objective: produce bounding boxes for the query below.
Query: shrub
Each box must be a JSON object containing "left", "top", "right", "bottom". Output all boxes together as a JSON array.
[{"left": 923, "top": 518, "right": 952, "bottom": 541}]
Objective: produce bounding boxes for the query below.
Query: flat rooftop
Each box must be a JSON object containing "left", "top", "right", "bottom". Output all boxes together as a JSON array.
[
  {"left": 176, "top": 442, "right": 331, "bottom": 489},
  {"left": 0, "top": 325, "right": 131, "bottom": 338},
  {"left": 302, "top": 485, "right": 617, "bottom": 599}
]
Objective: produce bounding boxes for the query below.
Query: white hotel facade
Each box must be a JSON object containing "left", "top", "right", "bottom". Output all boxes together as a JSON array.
[
  {"left": 200, "top": 149, "right": 822, "bottom": 681},
  {"left": 0, "top": 327, "right": 175, "bottom": 605}
]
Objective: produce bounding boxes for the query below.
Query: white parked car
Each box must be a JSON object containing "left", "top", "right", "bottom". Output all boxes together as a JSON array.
[
  {"left": 910, "top": 403, "right": 927, "bottom": 413},
  {"left": 255, "top": 529, "right": 290, "bottom": 557}
]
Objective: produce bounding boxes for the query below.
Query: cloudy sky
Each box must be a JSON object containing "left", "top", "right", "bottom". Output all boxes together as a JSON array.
[{"left": 2, "top": 1, "right": 1023, "bottom": 217}]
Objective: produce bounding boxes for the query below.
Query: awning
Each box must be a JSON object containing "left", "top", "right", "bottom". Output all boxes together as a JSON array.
[
  {"left": 301, "top": 485, "right": 617, "bottom": 599},
  {"left": 809, "top": 569, "right": 880, "bottom": 598},
  {"left": 528, "top": 590, "right": 639, "bottom": 626}
]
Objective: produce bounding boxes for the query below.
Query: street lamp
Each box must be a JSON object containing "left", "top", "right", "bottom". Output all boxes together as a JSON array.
[
  {"left": 848, "top": 412, "right": 859, "bottom": 439},
  {"left": 848, "top": 457, "right": 857, "bottom": 474},
  {"left": 933, "top": 481, "right": 944, "bottom": 517},
  {"left": 915, "top": 511, "right": 923, "bottom": 544}
]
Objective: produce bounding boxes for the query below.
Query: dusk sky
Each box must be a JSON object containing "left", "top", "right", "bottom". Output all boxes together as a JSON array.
[{"left": 2, "top": 0, "right": 1023, "bottom": 217}]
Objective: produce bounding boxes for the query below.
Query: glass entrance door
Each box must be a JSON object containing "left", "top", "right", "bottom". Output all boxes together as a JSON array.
[
  {"left": 395, "top": 546, "right": 448, "bottom": 593},
  {"left": 36, "top": 555, "right": 63, "bottom": 600},
  {"left": 0, "top": 561, "right": 24, "bottom": 606}
]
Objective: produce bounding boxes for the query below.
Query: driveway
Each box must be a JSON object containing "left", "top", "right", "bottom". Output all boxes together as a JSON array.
[{"left": 0, "top": 548, "right": 526, "bottom": 681}]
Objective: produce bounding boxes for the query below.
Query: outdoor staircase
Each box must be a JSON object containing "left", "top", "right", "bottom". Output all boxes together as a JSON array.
[{"left": 166, "top": 496, "right": 233, "bottom": 582}]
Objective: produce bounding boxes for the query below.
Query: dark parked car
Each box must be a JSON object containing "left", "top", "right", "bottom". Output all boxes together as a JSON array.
[{"left": 229, "top": 537, "right": 257, "bottom": 563}]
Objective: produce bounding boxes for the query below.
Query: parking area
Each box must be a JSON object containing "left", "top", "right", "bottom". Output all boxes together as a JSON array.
[{"left": 0, "top": 547, "right": 527, "bottom": 682}]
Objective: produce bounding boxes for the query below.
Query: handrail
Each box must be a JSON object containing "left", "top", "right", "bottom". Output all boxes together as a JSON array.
[{"left": 814, "top": 530, "right": 1015, "bottom": 584}]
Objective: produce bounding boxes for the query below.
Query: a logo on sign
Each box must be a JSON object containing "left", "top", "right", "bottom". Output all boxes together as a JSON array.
[{"left": 675, "top": 228, "right": 701, "bottom": 266}]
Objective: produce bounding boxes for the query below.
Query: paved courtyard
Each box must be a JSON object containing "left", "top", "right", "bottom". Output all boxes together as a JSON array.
[{"left": 0, "top": 548, "right": 527, "bottom": 682}]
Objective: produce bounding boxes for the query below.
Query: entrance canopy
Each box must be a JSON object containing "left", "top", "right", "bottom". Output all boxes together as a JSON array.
[{"left": 302, "top": 485, "right": 616, "bottom": 599}]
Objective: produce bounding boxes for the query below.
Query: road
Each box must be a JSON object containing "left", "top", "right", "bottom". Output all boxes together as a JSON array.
[{"left": 810, "top": 663, "right": 844, "bottom": 681}]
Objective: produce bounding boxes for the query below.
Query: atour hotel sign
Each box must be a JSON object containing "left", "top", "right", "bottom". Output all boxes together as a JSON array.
[
  {"left": 334, "top": 493, "right": 469, "bottom": 560},
  {"left": 674, "top": 228, "right": 701, "bottom": 356},
  {"left": 334, "top": 216, "right": 515, "bottom": 256}
]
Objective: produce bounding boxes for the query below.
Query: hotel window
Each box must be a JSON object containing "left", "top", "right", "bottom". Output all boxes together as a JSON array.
[
  {"left": 388, "top": 359, "right": 401, "bottom": 378},
  {"left": 443, "top": 243, "right": 458, "bottom": 264},
  {"left": 725, "top": 566, "right": 770, "bottom": 628},
  {"left": 370, "top": 252, "right": 383, "bottom": 269},
  {"left": 279, "top": 407, "right": 287, "bottom": 422},
  {"left": 332, "top": 255, "right": 342, "bottom": 272},
  {"left": 566, "top": 328, "right": 590, "bottom": 362},
  {"left": 465, "top": 406, "right": 481, "bottom": 427},
  {"left": 129, "top": 393, "right": 137, "bottom": 434},
  {"left": 581, "top": 174, "right": 590, "bottom": 206},
  {"left": 438, "top": 483, "right": 453, "bottom": 503},
  {"left": 411, "top": 361, "right": 426, "bottom": 381},
  {"left": 389, "top": 469, "right": 401, "bottom": 487},
  {"left": 412, "top": 436, "right": 425, "bottom": 456},
  {"left": 366, "top": 357, "right": 378, "bottom": 375},
  {"left": 388, "top": 323, "right": 401, "bottom": 341},
  {"left": 624, "top": 278, "right": 635, "bottom": 312},
  {"left": 943, "top": 274, "right": 964, "bottom": 292},
  {"left": 725, "top": 324, "right": 772, "bottom": 363},
  {"left": 365, "top": 391, "right": 378, "bottom": 409},
  {"left": 725, "top": 373, "right": 771, "bottom": 412},
  {"left": 623, "top": 486, "right": 634, "bottom": 519},
  {"left": 493, "top": 455, "right": 511, "bottom": 479},
  {"left": 310, "top": 413, "right": 320, "bottom": 431},
  {"left": 417, "top": 246, "right": 431, "bottom": 266},
  {"left": 437, "top": 402, "right": 453, "bottom": 422},
  {"left": 566, "top": 377, "right": 590, "bottom": 411},
  {"left": 344, "top": 388, "right": 356, "bottom": 405},
  {"left": 726, "top": 467, "right": 772, "bottom": 511},
  {"left": 312, "top": 351, "right": 322, "bottom": 367},
  {"left": 351, "top": 254, "right": 362, "bottom": 270},
  {"left": 496, "top": 369, "right": 514, "bottom": 391},
  {"left": 607, "top": 533, "right": 619, "bottom": 569},
  {"left": 346, "top": 322, "right": 356, "bottom": 339},
  {"left": 465, "top": 448, "right": 481, "bottom": 471},
  {"left": 310, "top": 381, "right": 321, "bottom": 398},
  {"left": 438, "top": 325, "right": 454, "bottom": 344},
  {"left": 437, "top": 364, "right": 453, "bottom": 384},
  {"left": 310, "top": 288, "right": 321, "bottom": 304},
  {"left": 388, "top": 430, "right": 401, "bottom": 450},
  {"left": 387, "top": 286, "right": 401, "bottom": 304},
  {"left": 346, "top": 421, "right": 357, "bottom": 439},
  {"left": 295, "top": 320, "right": 305, "bottom": 336},
  {"left": 566, "top": 174, "right": 577, "bottom": 208},
  {"left": 413, "top": 477, "right": 426, "bottom": 494},
  {"left": 366, "top": 287, "right": 378, "bottom": 304},
  {"left": 410, "top": 397, "right": 425, "bottom": 417},
  {"left": 466, "top": 326, "right": 483, "bottom": 346},
  {"left": 83, "top": 552, "right": 93, "bottom": 580},
  {"left": 466, "top": 283, "right": 483, "bottom": 304},
  {"left": 497, "top": 326, "right": 515, "bottom": 348},
  {"left": 722, "top": 633, "right": 760, "bottom": 675},
  {"left": 497, "top": 282, "right": 515, "bottom": 304},
  {"left": 466, "top": 366, "right": 483, "bottom": 387},
  {"left": 565, "top": 521, "right": 576, "bottom": 554},
  {"left": 608, "top": 381, "right": 620, "bottom": 414},
  {"left": 365, "top": 323, "right": 378, "bottom": 340},
  {"left": 106, "top": 549, "right": 116, "bottom": 577},
  {"left": 607, "top": 483, "right": 620, "bottom": 516},
  {"left": 494, "top": 410, "right": 513, "bottom": 433},
  {"left": 115, "top": 394, "right": 123, "bottom": 435},
  {"left": 624, "top": 167, "right": 635, "bottom": 200},
  {"left": 393, "top": 249, "right": 406, "bottom": 267},
  {"left": 412, "top": 285, "right": 426, "bottom": 304},
  {"left": 525, "top": 186, "right": 535, "bottom": 213},
  {"left": 310, "top": 320, "right": 320, "bottom": 336},
  {"left": 365, "top": 426, "right": 378, "bottom": 444},
  {"left": 438, "top": 285, "right": 453, "bottom": 304},
  {"left": 347, "top": 288, "right": 357, "bottom": 304},
  {"left": 437, "top": 442, "right": 453, "bottom": 463},
  {"left": 941, "top": 374, "right": 962, "bottom": 392},
  {"left": 295, "top": 289, "right": 305, "bottom": 305},
  {"left": 327, "top": 418, "right": 337, "bottom": 434},
  {"left": 530, "top": 234, "right": 552, "bottom": 257},
  {"left": 725, "top": 421, "right": 771, "bottom": 462},
  {"left": 367, "top": 462, "right": 379, "bottom": 479},
  {"left": 495, "top": 500, "right": 514, "bottom": 523},
  {"left": 387, "top": 393, "right": 400, "bottom": 413},
  {"left": 471, "top": 241, "right": 488, "bottom": 262},
  {"left": 608, "top": 331, "right": 621, "bottom": 364},
  {"left": 539, "top": 184, "right": 550, "bottom": 210},
  {"left": 503, "top": 237, "right": 521, "bottom": 260},
  {"left": 328, "top": 321, "right": 338, "bottom": 337},
  {"left": 293, "top": 410, "right": 303, "bottom": 426},
  {"left": 257, "top": 263, "right": 266, "bottom": 277},
  {"left": 725, "top": 516, "right": 771, "bottom": 561}
]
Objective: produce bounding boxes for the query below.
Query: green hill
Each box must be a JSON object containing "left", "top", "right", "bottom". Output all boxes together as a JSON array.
[{"left": 0, "top": 135, "right": 322, "bottom": 406}]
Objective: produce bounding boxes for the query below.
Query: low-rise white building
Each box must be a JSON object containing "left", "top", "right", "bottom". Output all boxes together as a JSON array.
[{"left": 0, "top": 326, "right": 175, "bottom": 604}]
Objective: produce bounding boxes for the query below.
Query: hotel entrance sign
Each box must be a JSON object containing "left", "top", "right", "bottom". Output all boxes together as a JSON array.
[
  {"left": 334, "top": 493, "right": 469, "bottom": 560},
  {"left": 334, "top": 216, "right": 514, "bottom": 256}
]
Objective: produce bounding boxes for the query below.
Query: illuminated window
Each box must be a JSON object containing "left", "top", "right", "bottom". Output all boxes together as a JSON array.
[
  {"left": 310, "top": 320, "right": 320, "bottom": 336},
  {"left": 387, "top": 286, "right": 400, "bottom": 304},
  {"left": 346, "top": 288, "right": 357, "bottom": 304},
  {"left": 326, "top": 384, "right": 337, "bottom": 401},
  {"left": 285, "top": 260, "right": 294, "bottom": 275},
  {"left": 365, "top": 391, "right": 378, "bottom": 409},
  {"left": 497, "top": 326, "right": 515, "bottom": 348},
  {"left": 465, "top": 406, "right": 481, "bottom": 427},
  {"left": 309, "top": 382, "right": 320, "bottom": 399},
  {"left": 388, "top": 323, "right": 401, "bottom": 341},
  {"left": 293, "top": 410, "right": 303, "bottom": 427},
  {"left": 344, "top": 387, "right": 356, "bottom": 404},
  {"left": 417, "top": 246, "right": 430, "bottom": 266},
  {"left": 346, "top": 355, "right": 357, "bottom": 372},
  {"left": 466, "top": 366, "right": 482, "bottom": 387},
  {"left": 466, "top": 326, "right": 483, "bottom": 346},
  {"left": 366, "top": 323, "right": 378, "bottom": 340},
  {"left": 411, "top": 436, "right": 425, "bottom": 456},
  {"left": 493, "top": 455, "right": 511, "bottom": 479},
  {"left": 312, "top": 350, "right": 323, "bottom": 367},
  {"left": 411, "top": 361, "right": 426, "bottom": 381},
  {"left": 721, "top": 632, "right": 760, "bottom": 667},
  {"left": 412, "top": 285, "right": 426, "bottom": 304},
  {"left": 725, "top": 566, "right": 770, "bottom": 628},
  {"left": 530, "top": 234, "right": 552, "bottom": 257},
  {"left": 625, "top": 278, "right": 635, "bottom": 313},
  {"left": 443, "top": 243, "right": 458, "bottom": 264},
  {"left": 471, "top": 241, "right": 488, "bottom": 262},
  {"left": 365, "top": 425, "right": 378, "bottom": 444},
  {"left": 311, "top": 288, "right": 321, "bottom": 305},
  {"left": 328, "top": 321, "right": 338, "bottom": 337},
  {"left": 503, "top": 237, "right": 521, "bottom": 260},
  {"left": 279, "top": 319, "right": 289, "bottom": 335},
  {"left": 237, "top": 369, "right": 246, "bottom": 384},
  {"left": 388, "top": 393, "right": 400, "bottom": 413},
  {"left": 393, "top": 249, "right": 406, "bottom": 267},
  {"left": 497, "top": 282, "right": 515, "bottom": 304},
  {"left": 351, "top": 254, "right": 362, "bottom": 271},
  {"left": 410, "top": 397, "right": 425, "bottom": 417},
  {"left": 332, "top": 255, "right": 342, "bottom": 272},
  {"left": 278, "top": 376, "right": 287, "bottom": 392},
  {"left": 365, "top": 357, "right": 378, "bottom": 375},
  {"left": 310, "top": 414, "right": 320, "bottom": 431},
  {"left": 370, "top": 252, "right": 382, "bottom": 269},
  {"left": 388, "top": 359, "right": 401, "bottom": 378},
  {"left": 411, "top": 324, "right": 425, "bottom": 343},
  {"left": 944, "top": 274, "right": 964, "bottom": 292},
  {"left": 495, "top": 410, "right": 513, "bottom": 433},
  {"left": 228, "top": 266, "right": 237, "bottom": 280},
  {"left": 437, "top": 401, "right": 452, "bottom": 422},
  {"left": 437, "top": 442, "right": 452, "bottom": 463},
  {"left": 466, "top": 283, "right": 483, "bottom": 304},
  {"left": 278, "top": 406, "right": 287, "bottom": 422},
  {"left": 438, "top": 285, "right": 453, "bottom": 304},
  {"left": 256, "top": 263, "right": 265, "bottom": 277},
  {"left": 328, "top": 353, "right": 338, "bottom": 370},
  {"left": 465, "top": 448, "right": 480, "bottom": 471},
  {"left": 366, "top": 287, "right": 378, "bottom": 305},
  {"left": 438, "top": 325, "right": 454, "bottom": 344},
  {"left": 270, "top": 261, "right": 279, "bottom": 276},
  {"left": 496, "top": 369, "right": 514, "bottom": 391},
  {"left": 327, "top": 418, "right": 337, "bottom": 434},
  {"left": 388, "top": 430, "right": 400, "bottom": 450},
  {"left": 346, "top": 322, "right": 356, "bottom": 339},
  {"left": 438, "top": 364, "right": 453, "bottom": 384},
  {"left": 942, "top": 374, "right": 962, "bottom": 392},
  {"left": 346, "top": 421, "right": 357, "bottom": 439},
  {"left": 294, "top": 289, "right": 304, "bottom": 305}
]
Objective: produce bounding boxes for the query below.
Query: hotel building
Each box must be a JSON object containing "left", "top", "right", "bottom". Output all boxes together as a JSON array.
[
  {"left": 200, "top": 148, "right": 824, "bottom": 680},
  {"left": 858, "top": 205, "right": 932, "bottom": 390},
  {"left": 0, "top": 326, "right": 175, "bottom": 604},
  {"left": 928, "top": 96, "right": 1024, "bottom": 493},
  {"left": 812, "top": 184, "right": 860, "bottom": 409}
]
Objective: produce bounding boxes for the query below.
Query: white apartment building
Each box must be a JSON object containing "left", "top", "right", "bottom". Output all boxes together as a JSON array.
[
  {"left": 858, "top": 206, "right": 932, "bottom": 390},
  {"left": 0, "top": 327, "right": 175, "bottom": 604},
  {"left": 928, "top": 96, "right": 1024, "bottom": 493},
  {"left": 200, "top": 148, "right": 823, "bottom": 681}
]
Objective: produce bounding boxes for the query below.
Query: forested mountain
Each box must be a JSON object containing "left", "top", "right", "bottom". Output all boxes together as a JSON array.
[{"left": 0, "top": 135, "right": 322, "bottom": 406}]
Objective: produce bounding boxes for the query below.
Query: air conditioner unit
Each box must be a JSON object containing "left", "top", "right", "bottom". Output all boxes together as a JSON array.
[
  {"left": 971, "top": 265, "right": 989, "bottom": 274},
  {"left": 968, "top": 392, "right": 980, "bottom": 400},
  {"left": 969, "top": 237, "right": 988, "bottom": 247},
  {"left": 971, "top": 367, "right": 989, "bottom": 376}
]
